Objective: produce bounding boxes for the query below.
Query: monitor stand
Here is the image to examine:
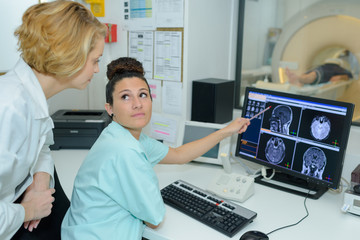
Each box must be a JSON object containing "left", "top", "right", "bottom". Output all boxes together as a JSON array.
[{"left": 255, "top": 169, "right": 328, "bottom": 199}]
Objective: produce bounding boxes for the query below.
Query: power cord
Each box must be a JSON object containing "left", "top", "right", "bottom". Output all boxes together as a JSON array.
[
  {"left": 266, "top": 190, "right": 310, "bottom": 236},
  {"left": 230, "top": 154, "right": 260, "bottom": 175},
  {"left": 329, "top": 177, "right": 350, "bottom": 194},
  {"left": 261, "top": 167, "right": 275, "bottom": 180},
  {"left": 232, "top": 155, "right": 312, "bottom": 237}
]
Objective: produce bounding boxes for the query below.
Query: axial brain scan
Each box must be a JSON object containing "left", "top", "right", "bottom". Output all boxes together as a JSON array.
[
  {"left": 265, "top": 137, "right": 286, "bottom": 164},
  {"left": 269, "top": 105, "right": 293, "bottom": 134},
  {"left": 310, "top": 115, "right": 331, "bottom": 140},
  {"left": 301, "top": 147, "right": 326, "bottom": 179}
]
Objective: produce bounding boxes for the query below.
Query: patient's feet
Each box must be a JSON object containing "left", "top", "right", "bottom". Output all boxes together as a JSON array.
[{"left": 285, "top": 67, "right": 303, "bottom": 87}]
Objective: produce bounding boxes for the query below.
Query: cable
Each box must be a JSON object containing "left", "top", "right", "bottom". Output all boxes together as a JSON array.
[
  {"left": 261, "top": 167, "right": 275, "bottom": 180},
  {"left": 329, "top": 177, "right": 350, "bottom": 194},
  {"left": 266, "top": 190, "right": 310, "bottom": 236},
  {"left": 341, "top": 177, "right": 350, "bottom": 190},
  {"left": 230, "top": 154, "right": 260, "bottom": 175}
]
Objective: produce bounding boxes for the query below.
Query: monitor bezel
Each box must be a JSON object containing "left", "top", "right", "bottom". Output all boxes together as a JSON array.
[{"left": 235, "top": 87, "right": 354, "bottom": 190}]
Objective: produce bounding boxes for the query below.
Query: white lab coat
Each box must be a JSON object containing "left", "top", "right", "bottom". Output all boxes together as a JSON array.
[{"left": 0, "top": 59, "right": 55, "bottom": 240}]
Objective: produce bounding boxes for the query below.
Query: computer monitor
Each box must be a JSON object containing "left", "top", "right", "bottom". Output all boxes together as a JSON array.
[
  {"left": 182, "top": 121, "right": 232, "bottom": 172},
  {"left": 235, "top": 87, "right": 354, "bottom": 199}
]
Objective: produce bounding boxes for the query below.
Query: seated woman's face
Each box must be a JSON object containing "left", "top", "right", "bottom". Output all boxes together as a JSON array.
[{"left": 110, "top": 77, "right": 152, "bottom": 132}]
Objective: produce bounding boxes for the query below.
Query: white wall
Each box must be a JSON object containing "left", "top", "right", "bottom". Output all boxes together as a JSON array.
[
  {"left": 241, "top": 0, "right": 279, "bottom": 70},
  {"left": 0, "top": 0, "right": 38, "bottom": 72},
  {"left": 185, "top": 0, "right": 239, "bottom": 127},
  {"left": 48, "top": 0, "right": 239, "bottom": 147}
]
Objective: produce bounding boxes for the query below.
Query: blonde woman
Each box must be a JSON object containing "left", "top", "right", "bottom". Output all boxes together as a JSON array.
[{"left": 0, "top": 1, "right": 107, "bottom": 239}]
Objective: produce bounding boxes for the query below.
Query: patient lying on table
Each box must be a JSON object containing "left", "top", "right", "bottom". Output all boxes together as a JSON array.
[{"left": 285, "top": 58, "right": 353, "bottom": 87}]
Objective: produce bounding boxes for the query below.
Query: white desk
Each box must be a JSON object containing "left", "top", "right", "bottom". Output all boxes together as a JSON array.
[{"left": 53, "top": 150, "right": 359, "bottom": 240}]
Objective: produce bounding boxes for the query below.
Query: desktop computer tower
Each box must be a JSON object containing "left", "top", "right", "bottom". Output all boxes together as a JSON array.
[{"left": 191, "top": 78, "right": 234, "bottom": 124}]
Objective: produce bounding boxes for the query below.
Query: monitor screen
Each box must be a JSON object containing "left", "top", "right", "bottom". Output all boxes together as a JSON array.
[
  {"left": 183, "top": 124, "right": 219, "bottom": 159},
  {"left": 182, "top": 121, "right": 231, "bottom": 168},
  {"left": 235, "top": 87, "right": 354, "bottom": 198}
]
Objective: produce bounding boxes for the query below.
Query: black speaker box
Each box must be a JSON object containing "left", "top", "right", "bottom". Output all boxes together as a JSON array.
[{"left": 191, "top": 78, "right": 234, "bottom": 124}]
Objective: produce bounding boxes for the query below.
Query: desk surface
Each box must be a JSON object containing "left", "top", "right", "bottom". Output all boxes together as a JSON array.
[{"left": 53, "top": 150, "right": 358, "bottom": 240}]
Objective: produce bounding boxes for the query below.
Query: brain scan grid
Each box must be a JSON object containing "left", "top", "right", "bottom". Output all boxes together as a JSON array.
[
  {"left": 260, "top": 103, "right": 336, "bottom": 180},
  {"left": 239, "top": 90, "right": 349, "bottom": 184}
]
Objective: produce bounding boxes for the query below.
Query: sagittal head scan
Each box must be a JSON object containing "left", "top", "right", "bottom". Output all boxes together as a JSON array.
[
  {"left": 301, "top": 147, "right": 326, "bottom": 179},
  {"left": 265, "top": 137, "right": 286, "bottom": 164},
  {"left": 269, "top": 105, "right": 293, "bottom": 134},
  {"left": 310, "top": 115, "right": 331, "bottom": 141}
]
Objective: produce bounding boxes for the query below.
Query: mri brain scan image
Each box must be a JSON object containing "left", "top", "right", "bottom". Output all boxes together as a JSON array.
[
  {"left": 265, "top": 137, "right": 286, "bottom": 164},
  {"left": 301, "top": 147, "right": 326, "bottom": 179},
  {"left": 310, "top": 115, "right": 331, "bottom": 141},
  {"left": 269, "top": 105, "right": 293, "bottom": 134}
]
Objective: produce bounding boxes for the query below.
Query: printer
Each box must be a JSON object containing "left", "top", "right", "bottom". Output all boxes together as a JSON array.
[{"left": 50, "top": 109, "right": 110, "bottom": 150}]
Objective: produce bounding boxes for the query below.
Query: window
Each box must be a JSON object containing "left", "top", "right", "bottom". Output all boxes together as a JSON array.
[{"left": 235, "top": 0, "right": 360, "bottom": 124}]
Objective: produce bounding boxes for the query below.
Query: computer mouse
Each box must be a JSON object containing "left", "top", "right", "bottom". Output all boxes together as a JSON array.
[
  {"left": 354, "top": 184, "right": 360, "bottom": 194},
  {"left": 240, "top": 230, "right": 269, "bottom": 240}
]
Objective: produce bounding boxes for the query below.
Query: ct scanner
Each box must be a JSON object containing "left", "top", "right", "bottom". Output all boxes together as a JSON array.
[{"left": 262, "top": 0, "right": 360, "bottom": 121}]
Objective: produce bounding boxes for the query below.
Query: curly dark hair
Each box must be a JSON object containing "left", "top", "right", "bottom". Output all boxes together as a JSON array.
[{"left": 106, "top": 57, "right": 151, "bottom": 105}]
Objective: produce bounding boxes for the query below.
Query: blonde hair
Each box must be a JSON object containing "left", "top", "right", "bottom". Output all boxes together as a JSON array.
[{"left": 15, "top": 1, "right": 107, "bottom": 78}]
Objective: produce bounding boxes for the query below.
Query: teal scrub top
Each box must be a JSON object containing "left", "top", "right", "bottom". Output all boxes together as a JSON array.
[{"left": 61, "top": 122, "right": 169, "bottom": 239}]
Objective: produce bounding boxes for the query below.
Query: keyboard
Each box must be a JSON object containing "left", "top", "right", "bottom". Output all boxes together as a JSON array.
[{"left": 161, "top": 180, "right": 257, "bottom": 237}]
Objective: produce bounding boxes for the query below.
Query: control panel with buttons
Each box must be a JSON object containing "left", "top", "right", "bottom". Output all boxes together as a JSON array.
[{"left": 206, "top": 172, "right": 255, "bottom": 203}]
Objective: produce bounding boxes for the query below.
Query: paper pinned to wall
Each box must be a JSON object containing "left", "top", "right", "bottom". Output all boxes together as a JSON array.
[
  {"left": 156, "top": 0, "right": 184, "bottom": 27},
  {"left": 123, "top": 0, "right": 156, "bottom": 30},
  {"left": 129, "top": 31, "right": 154, "bottom": 79},
  {"left": 154, "top": 31, "right": 182, "bottom": 82},
  {"left": 148, "top": 79, "right": 162, "bottom": 113},
  {"left": 150, "top": 113, "right": 177, "bottom": 143},
  {"left": 162, "top": 81, "right": 182, "bottom": 115}
]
